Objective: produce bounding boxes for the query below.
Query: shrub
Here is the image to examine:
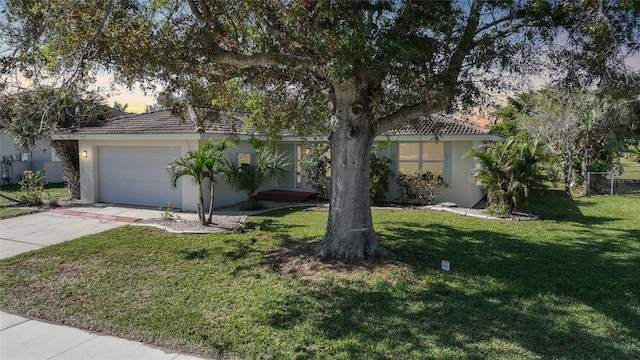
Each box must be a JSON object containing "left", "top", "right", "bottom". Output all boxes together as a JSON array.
[
  {"left": 395, "top": 171, "right": 448, "bottom": 205},
  {"left": 298, "top": 144, "right": 331, "bottom": 200},
  {"left": 239, "top": 200, "right": 266, "bottom": 211},
  {"left": 18, "top": 169, "right": 47, "bottom": 207},
  {"left": 369, "top": 153, "right": 393, "bottom": 205},
  {"left": 160, "top": 201, "right": 175, "bottom": 221},
  {"left": 224, "top": 151, "right": 290, "bottom": 202},
  {"left": 466, "top": 137, "right": 549, "bottom": 216}
]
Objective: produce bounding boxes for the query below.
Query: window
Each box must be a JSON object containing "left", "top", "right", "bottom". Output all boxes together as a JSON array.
[
  {"left": 398, "top": 142, "right": 444, "bottom": 175},
  {"left": 237, "top": 152, "right": 252, "bottom": 165}
]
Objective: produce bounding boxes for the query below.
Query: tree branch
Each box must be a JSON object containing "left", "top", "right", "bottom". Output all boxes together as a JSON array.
[
  {"left": 374, "top": 102, "right": 446, "bottom": 136},
  {"left": 186, "top": 0, "right": 205, "bottom": 22},
  {"left": 193, "top": 48, "right": 315, "bottom": 71},
  {"left": 446, "top": 0, "right": 484, "bottom": 88}
]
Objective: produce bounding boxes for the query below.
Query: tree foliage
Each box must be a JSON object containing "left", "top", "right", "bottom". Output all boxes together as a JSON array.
[
  {"left": 167, "top": 139, "right": 231, "bottom": 225},
  {"left": 3, "top": 0, "right": 639, "bottom": 258},
  {"left": 516, "top": 86, "right": 639, "bottom": 195},
  {"left": 0, "top": 86, "right": 108, "bottom": 198},
  {"left": 467, "top": 136, "right": 549, "bottom": 216}
]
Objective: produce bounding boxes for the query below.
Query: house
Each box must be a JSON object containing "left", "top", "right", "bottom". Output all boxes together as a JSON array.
[
  {"left": 53, "top": 108, "right": 504, "bottom": 211},
  {"left": 1, "top": 107, "right": 130, "bottom": 186},
  {"left": 1, "top": 128, "right": 64, "bottom": 185}
]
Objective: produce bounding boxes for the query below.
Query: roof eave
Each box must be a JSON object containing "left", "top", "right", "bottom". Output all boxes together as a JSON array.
[{"left": 52, "top": 133, "right": 207, "bottom": 141}]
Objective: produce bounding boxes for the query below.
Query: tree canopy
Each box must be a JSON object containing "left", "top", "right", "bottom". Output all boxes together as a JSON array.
[{"left": 3, "top": 0, "right": 639, "bottom": 258}]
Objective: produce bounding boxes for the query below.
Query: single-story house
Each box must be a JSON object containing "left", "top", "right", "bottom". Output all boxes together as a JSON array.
[
  {"left": 1, "top": 107, "right": 130, "bottom": 186},
  {"left": 53, "top": 108, "right": 504, "bottom": 211},
  {"left": 1, "top": 129, "right": 64, "bottom": 185}
]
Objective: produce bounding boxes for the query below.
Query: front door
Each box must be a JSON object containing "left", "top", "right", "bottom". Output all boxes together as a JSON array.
[{"left": 277, "top": 143, "right": 296, "bottom": 188}]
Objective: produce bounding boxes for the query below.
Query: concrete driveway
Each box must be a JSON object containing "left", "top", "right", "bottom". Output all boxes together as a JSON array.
[
  {"left": 0, "top": 206, "right": 152, "bottom": 259},
  {"left": 0, "top": 205, "right": 181, "bottom": 259}
]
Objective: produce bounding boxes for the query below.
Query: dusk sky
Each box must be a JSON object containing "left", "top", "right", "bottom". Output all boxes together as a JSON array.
[{"left": 104, "top": 54, "right": 640, "bottom": 116}]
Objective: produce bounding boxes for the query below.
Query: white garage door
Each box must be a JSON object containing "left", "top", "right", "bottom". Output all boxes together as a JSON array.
[{"left": 98, "top": 146, "right": 182, "bottom": 208}]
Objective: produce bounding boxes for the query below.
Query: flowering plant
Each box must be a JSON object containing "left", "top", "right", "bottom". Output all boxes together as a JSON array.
[
  {"left": 18, "top": 169, "right": 48, "bottom": 206},
  {"left": 395, "top": 171, "right": 449, "bottom": 204},
  {"left": 160, "top": 201, "right": 175, "bottom": 221}
]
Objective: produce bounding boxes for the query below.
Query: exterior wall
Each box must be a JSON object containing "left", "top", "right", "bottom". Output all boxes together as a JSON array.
[
  {"left": 203, "top": 141, "right": 258, "bottom": 208},
  {"left": 437, "top": 141, "right": 485, "bottom": 207},
  {"left": 76, "top": 136, "right": 490, "bottom": 211},
  {"left": 79, "top": 138, "right": 252, "bottom": 212},
  {"left": 373, "top": 140, "right": 486, "bottom": 208},
  {"left": 1, "top": 132, "right": 63, "bottom": 185}
]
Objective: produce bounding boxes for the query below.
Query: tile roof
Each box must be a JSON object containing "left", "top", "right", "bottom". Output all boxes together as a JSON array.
[
  {"left": 382, "top": 113, "right": 493, "bottom": 137},
  {"left": 61, "top": 108, "right": 496, "bottom": 138}
]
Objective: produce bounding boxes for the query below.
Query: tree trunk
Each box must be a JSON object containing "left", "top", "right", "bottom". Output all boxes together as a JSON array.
[
  {"left": 197, "top": 183, "right": 206, "bottom": 225},
  {"left": 580, "top": 146, "right": 589, "bottom": 185},
  {"left": 207, "top": 179, "right": 215, "bottom": 224},
  {"left": 563, "top": 168, "right": 572, "bottom": 197},
  {"left": 51, "top": 140, "right": 80, "bottom": 199},
  {"left": 315, "top": 81, "right": 387, "bottom": 260}
]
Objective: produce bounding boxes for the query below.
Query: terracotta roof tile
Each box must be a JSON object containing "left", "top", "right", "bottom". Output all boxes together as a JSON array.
[
  {"left": 382, "top": 114, "right": 493, "bottom": 137},
  {"left": 61, "top": 108, "right": 495, "bottom": 138}
]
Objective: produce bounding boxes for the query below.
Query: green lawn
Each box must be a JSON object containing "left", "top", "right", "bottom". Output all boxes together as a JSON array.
[
  {"left": 620, "top": 157, "right": 640, "bottom": 180},
  {"left": 1, "top": 191, "right": 639, "bottom": 359}
]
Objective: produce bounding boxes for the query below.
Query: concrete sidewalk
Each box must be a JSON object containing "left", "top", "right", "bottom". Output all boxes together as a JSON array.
[
  {"left": 0, "top": 205, "right": 210, "bottom": 360},
  {"left": 1, "top": 312, "right": 204, "bottom": 360}
]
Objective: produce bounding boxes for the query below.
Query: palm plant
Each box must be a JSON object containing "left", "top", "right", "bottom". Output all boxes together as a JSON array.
[
  {"left": 467, "top": 137, "right": 549, "bottom": 216},
  {"left": 223, "top": 151, "right": 290, "bottom": 206},
  {"left": 167, "top": 140, "right": 230, "bottom": 225}
]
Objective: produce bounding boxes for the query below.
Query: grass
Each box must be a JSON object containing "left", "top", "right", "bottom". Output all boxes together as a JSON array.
[
  {"left": 0, "top": 182, "right": 69, "bottom": 218},
  {"left": 619, "top": 157, "right": 640, "bottom": 180},
  {"left": 1, "top": 190, "right": 639, "bottom": 359}
]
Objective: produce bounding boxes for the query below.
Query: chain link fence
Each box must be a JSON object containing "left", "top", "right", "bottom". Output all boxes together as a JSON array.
[{"left": 587, "top": 170, "right": 640, "bottom": 196}]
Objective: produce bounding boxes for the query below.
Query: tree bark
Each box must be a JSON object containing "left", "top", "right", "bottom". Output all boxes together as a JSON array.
[
  {"left": 51, "top": 140, "right": 80, "bottom": 199},
  {"left": 315, "top": 81, "right": 387, "bottom": 260}
]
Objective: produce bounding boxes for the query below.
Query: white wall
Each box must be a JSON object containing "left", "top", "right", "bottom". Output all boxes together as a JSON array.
[
  {"left": 437, "top": 141, "right": 485, "bottom": 207},
  {"left": 372, "top": 140, "right": 486, "bottom": 208},
  {"left": 79, "top": 138, "right": 250, "bottom": 212}
]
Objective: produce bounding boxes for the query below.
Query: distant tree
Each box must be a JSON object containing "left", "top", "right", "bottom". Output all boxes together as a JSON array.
[
  {"left": 517, "top": 87, "right": 639, "bottom": 195},
  {"left": 490, "top": 94, "right": 534, "bottom": 137},
  {"left": 4, "top": 1, "right": 639, "bottom": 259},
  {"left": 112, "top": 101, "right": 128, "bottom": 112},
  {"left": 0, "top": 86, "right": 108, "bottom": 198},
  {"left": 167, "top": 140, "right": 231, "bottom": 225},
  {"left": 145, "top": 91, "right": 177, "bottom": 112}
]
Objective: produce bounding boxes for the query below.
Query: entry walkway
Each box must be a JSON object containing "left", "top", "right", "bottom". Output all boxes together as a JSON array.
[{"left": 0, "top": 205, "right": 209, "bottom": 360}]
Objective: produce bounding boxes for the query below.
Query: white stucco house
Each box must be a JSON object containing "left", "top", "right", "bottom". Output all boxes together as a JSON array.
[{"left": 53, "top": 108, "right": 504, "bottom": 211}]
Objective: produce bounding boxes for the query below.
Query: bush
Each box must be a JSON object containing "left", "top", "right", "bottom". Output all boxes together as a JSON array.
[
  {"left": 298, "top": 144, "right": 331, "bottom": 200},
  {"left": 466, "top": 137, "right": 549, "bottom": 216},
  {"left": 18, "top": 169, "right": 48, "bottom": 207},
  {"left": 395, "top": 171, "right": 448, "bottom": 205},
  {"left": 239, "top": 200, "right": 265, "bottom": 211},
  {"left": 369, "top": 153, "right": 393, "bottom": 205}
]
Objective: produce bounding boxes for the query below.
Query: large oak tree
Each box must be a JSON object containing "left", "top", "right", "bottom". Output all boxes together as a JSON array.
[{"left": 3, "top": 0, "right": 638, "bottom": 259}]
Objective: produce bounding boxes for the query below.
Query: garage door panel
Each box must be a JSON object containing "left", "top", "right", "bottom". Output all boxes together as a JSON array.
[{"left": 98, "top": 147, "right": 182, "bottom": 208}]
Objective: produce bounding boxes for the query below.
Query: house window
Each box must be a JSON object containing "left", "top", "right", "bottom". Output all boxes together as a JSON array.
[{"left": 398, "top": 142, "right": 444, "bottom": 175}]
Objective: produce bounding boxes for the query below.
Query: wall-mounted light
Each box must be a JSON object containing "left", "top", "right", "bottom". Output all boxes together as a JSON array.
[{"left": 82, "top": 150, "right": 88, "bottom": 158}]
